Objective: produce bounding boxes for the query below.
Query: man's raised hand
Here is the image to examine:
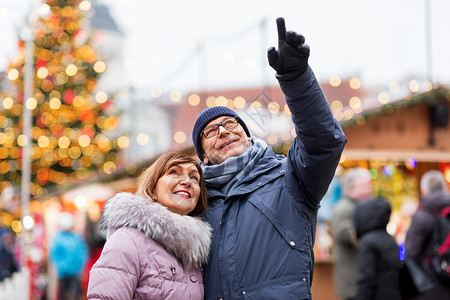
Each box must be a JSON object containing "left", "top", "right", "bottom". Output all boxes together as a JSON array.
[{"left": 267, "top": 17, "right": 310, "bottom": 81}]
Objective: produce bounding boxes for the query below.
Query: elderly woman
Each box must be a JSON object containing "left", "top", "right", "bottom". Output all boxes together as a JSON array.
[{"left": 87, "top": 152, "right": 211, "bottom": 299}]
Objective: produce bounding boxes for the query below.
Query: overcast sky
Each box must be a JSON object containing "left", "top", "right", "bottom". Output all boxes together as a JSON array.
[{"left": 1, "top": 0, "right": 449, "bottom": 94}]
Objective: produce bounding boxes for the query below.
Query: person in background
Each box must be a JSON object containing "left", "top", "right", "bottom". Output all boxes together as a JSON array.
[
  {"left": 353, "top": 197, "right": 402, "bottom": 300},
  {"left": 405, "top": 169, "right": 450, "bottom": 300},
  {"left": 81, "top": 204, "right": 107, "bottom": 295},
  {"left": 0, "top": 228, "right": 19, "bottom": 282},
  {"left": 87, "top": 152, "right": 211, "bottom": 300},
  {"left": 49, "top": 212, "right": 88, "bottom": 300},
  {"left": 331, "top": 167, "right": 373, "bottom": 300},
  {"left": 191, "top": 17, "right": 346, "bottom": 299}
]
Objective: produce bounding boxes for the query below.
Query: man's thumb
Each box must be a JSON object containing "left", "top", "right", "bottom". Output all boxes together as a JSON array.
[{"left": 267, "top": 47, "right": 279, "bottom": 67}]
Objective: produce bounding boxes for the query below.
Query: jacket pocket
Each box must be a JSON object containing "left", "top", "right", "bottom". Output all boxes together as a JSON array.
[
  {"left": 248, "top": 193, "right": 309, "bottom": 253},
  {"left": 243, "top": 275, "right": 311, "bottom": 300}
]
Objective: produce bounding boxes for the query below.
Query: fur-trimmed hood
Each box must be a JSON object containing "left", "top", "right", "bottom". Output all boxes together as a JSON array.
[{"left": 101, "top": 192, "right": 211, "bottom": 269}]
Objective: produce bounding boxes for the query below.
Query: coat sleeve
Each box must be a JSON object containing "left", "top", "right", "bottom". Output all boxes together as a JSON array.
[
  {"left": 355, "top": 239, "right": 377, "bottom": 300},
  {"left": 405, "top": 210, "right": 434, "bottom": 258},
  {"left": 331, "top": 200, "right": 358, "bottom": 247},
  {"left": 279, "top": 67, "right": 347, "bottom": 209},
  {"left": 87, "top": 228, "right": 140, "bottom": 299}
]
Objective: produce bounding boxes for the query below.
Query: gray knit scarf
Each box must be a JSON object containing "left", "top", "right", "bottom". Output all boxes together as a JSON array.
[{"left": 202, "top": 137, "right": 267, "bottom": 196}]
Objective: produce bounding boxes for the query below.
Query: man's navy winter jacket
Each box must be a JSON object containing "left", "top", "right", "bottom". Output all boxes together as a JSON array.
[{"left": 202, "top": 67, "right": 347, "bottom": 300}]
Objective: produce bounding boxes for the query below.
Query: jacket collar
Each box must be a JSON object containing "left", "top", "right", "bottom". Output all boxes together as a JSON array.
[{"left": 101, "top": 192, "right": 212, "bottom": 270}]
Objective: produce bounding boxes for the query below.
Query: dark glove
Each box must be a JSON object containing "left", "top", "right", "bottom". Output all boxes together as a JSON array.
[{"left": 267, "top": 18, "right": 310, "bottom": 82}]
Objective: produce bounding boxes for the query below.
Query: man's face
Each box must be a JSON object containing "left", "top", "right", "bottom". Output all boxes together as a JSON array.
[
  {"left": 200, "top": 116, "right": 250, "bottom": 165},
  {"left": 348, "top": 177, "right": 373, "bottom": 201}
]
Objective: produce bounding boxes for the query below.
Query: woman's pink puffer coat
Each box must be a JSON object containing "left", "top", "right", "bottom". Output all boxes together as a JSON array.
[{"left": 87, "top": 192, "right": 212, "bottom": 300}]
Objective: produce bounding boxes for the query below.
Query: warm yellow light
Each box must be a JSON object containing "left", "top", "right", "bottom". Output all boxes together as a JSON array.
[
  {"left": 75, "top": 196, "right": 87, "bottom": 208},
  {"left": 69, "top": 147, "right": 81, "bottom": 159},
  {"left": 78, "top": 134, "right": 91, "bottom": 147},
  {"left": 0, "top": 161, "right": 9, "bottom": 174},
  {"left": 349, "top": 77, "right": 361, "bottom": 89},
  {"left": 0, "top": 133, "right": 6, "bottom": 144},
  {"left": 38, "top": 3, "right": 51, "bottom": 16},
  {"left": 331, "top": 100, "right": 343, "bottom": 112},
  {"left": 136, "top": 133, "right": 149, "bottom": 145},
  {"left": 349, "top": 97, "right": 361, "bottom": 110},
  {"left": 377, "top": 92, "right": 389, "bottom": 104},
  {"left": 424, "top": 81, "right": 433, "bottom": 92},
  {"left": 58, "top": 136, "right": 71, "bottom": 148},
  {"left": 79, "top": 0, "right": 91, "bottom": 11},
  {"left": 7, "top": 69, "right": 19, "bottom": 81},
  {"left": 267, "top": 134, "right": 277, "bottom": 145},
  {"left": 37, "top": 67, "right": 49, "bottom": 79},
  {"left": 26, "top": 97, "right": 37, "bottom": 110},
  {"left": 329, "top": 75, "right": 342, "bottom": 87},
  {"left": 95, "top": 134, "right": 112, "bottom": 150},
  {"left": 17, "top": 134, "right": 28, "bottom": 146},
  {"left": 233, "top": 96, "right": 246, "bottom": 109},
  {"left": 56, "top": 72, "right": 68, "bottom": 84},
  {"left": 267, "top": 101, "right": 280, "bottom": 114},
  {"left": 93, "top": 60, "right": 106, "bottom": 73},
  {"left": 343, "top": 108, "right": 354, "bottom": 120},
  {"left": 170, "top": 90, "right": 182, "bottom": 102},
  {"left": 284, "top": 104, "right": 291, "bottom": 115},
  {"left": 444, "top": 169, "right": 450, "bottom": 183},
  {"left": 250, "top": 101, "right": 262, "bottom": 112},
  {"left": 65, "top": 64, "right": 78, "bottom": 76},
  {"left": 1, "top": 212, "right": 13, "bottom": 226},
  {"left": 117, "top": 136, "right": 130, "bottom": 149},
  {"left": 333, "top": 111, "right": 343, "bottom": 121},
  {"left": 188, "top": 94, "right": 201, "bottom": 106},
  {"left": 11, "top": 220, "right": 21, "bottom": 233},
  {"left": 103, "top": 161, "right": 116, "bottom": 174},
  {"left": 49, "top": 98, "right": 61, "bottom": 110},
  {"left": 216, "top": 96, "right": 227, "bottom": 106},
  {"left": 206, "top": 96, "right": 216, "bottom": 107},
  {"left": 409, "top": 80, "right": 420, "bottom": 93},
  {"left": 95, "top": 91, "right": 108, "bottom": 103},
  {"left": 174, "top": 131, "right": 186, "bottom": 144},
  {"left": 73, "top": 96, "right": 85, "bottom": 108},
  {"left": 38, "top": 136, "right": 50, "bottom": 148},
  {"left": 2, "top": 97, "right": 14, "bottom": 109}
]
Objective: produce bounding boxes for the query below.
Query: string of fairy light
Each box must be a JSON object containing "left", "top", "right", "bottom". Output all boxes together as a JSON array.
[{"left": 165, "top": 76, "right": 435, "bottom": 146}]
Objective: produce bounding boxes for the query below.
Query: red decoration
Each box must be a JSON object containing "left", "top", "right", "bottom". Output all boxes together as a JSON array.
[
  {"left": 79, "top": 110, "right": 94, "bottom": 123},
  {"left": 63, "top": 89, "right": 75, "bottom": 104},
  {"left": 35, "top": 59, "right": 47, "bottom": 69},
  {"left": 81, "top": 127, "right": 95, "bottom": 139}
]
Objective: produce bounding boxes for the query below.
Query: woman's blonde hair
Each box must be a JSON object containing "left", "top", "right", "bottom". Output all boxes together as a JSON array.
[{"left": 136, "top": 152, "right": 208, "bottom": 216}]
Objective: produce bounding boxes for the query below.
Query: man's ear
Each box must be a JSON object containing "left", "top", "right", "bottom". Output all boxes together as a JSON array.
[{"left": 202, "top": 154, "right": 209, "bottom": 165}]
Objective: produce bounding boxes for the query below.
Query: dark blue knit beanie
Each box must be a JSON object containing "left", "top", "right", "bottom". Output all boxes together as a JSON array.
[{"left": 192, "top": 106, "right": 251, "bottom": 160}]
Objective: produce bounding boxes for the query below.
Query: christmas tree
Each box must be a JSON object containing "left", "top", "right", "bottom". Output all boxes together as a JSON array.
[{"left": 0, "top": 0, "right": 121, "bottom": 198}]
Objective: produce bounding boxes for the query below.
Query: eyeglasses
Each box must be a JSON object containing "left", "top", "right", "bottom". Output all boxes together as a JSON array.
[{"left": 201, "top": 117, "right": 239, "bottom": 139}]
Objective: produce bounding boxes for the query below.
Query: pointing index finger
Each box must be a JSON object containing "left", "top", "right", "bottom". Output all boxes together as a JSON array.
[{"left": 276, "top": 17, "right": 286, "bottom": 48}]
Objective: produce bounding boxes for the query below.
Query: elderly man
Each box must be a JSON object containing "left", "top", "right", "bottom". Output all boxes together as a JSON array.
[
  {"left": 405, "top": 170, "right": 450, "bottom": 299},
  {"left": 192, "top": 18, "right": 346, "bottom": 300},
  {"left": 331, "top": 167, "right": 373, "bottom": 300}
]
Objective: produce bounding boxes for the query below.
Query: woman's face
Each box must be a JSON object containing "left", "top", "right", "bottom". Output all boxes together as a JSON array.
[{"left": 153, "top": 162, "right": 201, "bottom": 215}]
